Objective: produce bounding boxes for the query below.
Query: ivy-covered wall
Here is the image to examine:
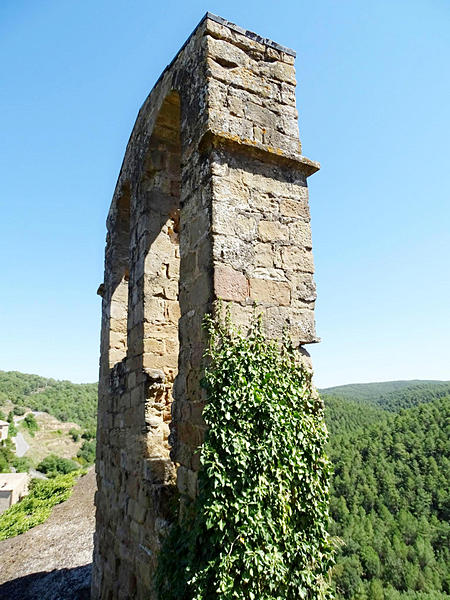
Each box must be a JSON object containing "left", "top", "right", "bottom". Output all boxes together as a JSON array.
[{"left": 156, "top": 310, "right": 333, "bottom": 599}]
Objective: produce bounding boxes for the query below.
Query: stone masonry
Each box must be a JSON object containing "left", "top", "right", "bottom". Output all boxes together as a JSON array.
[{"left": 92, "top": 13, "right": 320, "bottom": 600}]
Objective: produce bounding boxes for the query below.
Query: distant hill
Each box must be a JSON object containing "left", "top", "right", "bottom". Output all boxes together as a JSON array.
[
  {"left": 324, "top": 395, "right": 389, "bottom": 437},
  {"left": 0, "top": 371, "right": 97, "bottom": 429},
  {"left": 321, "top": 380, "right": 450, "bottom": 413},
  {"left": 321, "top": 379, "right": 449, "bottom": 399}
]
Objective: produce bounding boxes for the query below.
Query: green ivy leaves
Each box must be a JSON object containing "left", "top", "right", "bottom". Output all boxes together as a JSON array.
[{"left": 155, "top": 309, "right": 334, "bottom": 599}]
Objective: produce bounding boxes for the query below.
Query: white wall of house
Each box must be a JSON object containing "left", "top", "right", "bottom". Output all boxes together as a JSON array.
[
  {"left": 0, "top": 421, "right": 9, "bottom": 441},
  {"left": 0, "top": 473, "right": 29, "bottom": 514}
]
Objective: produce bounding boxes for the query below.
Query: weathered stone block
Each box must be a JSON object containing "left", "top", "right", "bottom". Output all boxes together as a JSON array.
[
  {"left": 249, "top": 278, "right": 291, "bottom": 306},
  {"left": 258, "top": 220, "right": 289, "bottom": 243},
  {"left": 254, "top": 243, "right": 274, "bottom": 267},
  {"left": 281, "top": 246, "right": 315, "bottom": 272},
  {"left": 214, "top": 264, "right": 248, "bottom": 302}
]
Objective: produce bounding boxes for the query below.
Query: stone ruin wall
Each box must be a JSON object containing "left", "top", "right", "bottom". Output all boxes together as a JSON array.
[{"left": 93, "top": 13, "right": 320, "bottom": 600}]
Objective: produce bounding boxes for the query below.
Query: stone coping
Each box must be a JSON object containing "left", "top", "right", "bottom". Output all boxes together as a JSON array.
[
  {"left": 153, "top": 12, "right": 296, "bottom": 92},
  {"left": 199, "top": 130, "right": 320, "bottom": 176},
  {"left": 204, "top": 13, "right": 296, "bottom": 57}
]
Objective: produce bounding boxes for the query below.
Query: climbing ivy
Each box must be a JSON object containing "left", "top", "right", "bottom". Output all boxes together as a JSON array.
[{"left": 155, "top": 308, "right": 333, "bottom": 600}]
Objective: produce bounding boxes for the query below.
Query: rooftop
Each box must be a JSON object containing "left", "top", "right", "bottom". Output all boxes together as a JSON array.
[{"left": 0, "top": 473, "right": 29, "bottom": 492}]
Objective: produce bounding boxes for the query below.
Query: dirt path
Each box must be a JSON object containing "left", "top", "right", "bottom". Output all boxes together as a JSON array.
[{"left": 0, "top": 467, "right": 96, "bottom": 599}]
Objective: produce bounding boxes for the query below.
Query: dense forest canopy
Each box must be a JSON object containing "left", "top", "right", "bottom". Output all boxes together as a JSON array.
[
  {"left": 322, "top": 395, "right": 388, "bottom": 438},
  {"left": 323, "top": 385, "right": 450, "bottom": 599}
]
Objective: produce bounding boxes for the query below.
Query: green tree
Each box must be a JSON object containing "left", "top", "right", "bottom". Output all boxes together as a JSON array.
[
  {"left": 368, "top": 579, "right": 384, "bottom": 600},
  {"left": 24, "top": 413, "right": 38, "bottom": 436},
  {"left": 37, "top": 454, "right": 78, "bottom": 475}
]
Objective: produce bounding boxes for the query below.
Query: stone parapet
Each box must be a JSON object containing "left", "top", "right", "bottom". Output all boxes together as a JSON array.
[{"left": 92, "top": 13, "right": 319, "bottom": 600}]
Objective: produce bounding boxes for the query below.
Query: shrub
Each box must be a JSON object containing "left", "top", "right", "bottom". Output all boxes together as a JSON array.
[
  {"left": 77, "top": 439, "right": 95, "bottom": 465},
  {"left": 69, "top": 427, "right": 80, "bottom": 442},
  {"left": 81, "top": 427, "right": 96, "bottom": 441},
  {"left": 23, "top": 413, "right": 38, "bottom": 436},
  {"left": 13, "top": 406, "right": 26, "bottom": 416},
  {"left": 0, "top": 441, "right": 15, "bottom": 473},
  {"left": 12, "top": 456, "right": 32, "bottom": 472},
  {"left": 155, "top": 308, "right": 333, "bottom": 600},
  {"left": 8, "top": 422, "right": 17, "bottom": 437},
  {"left": 37, "top": 454, "right": 79, "bottom": 475}
]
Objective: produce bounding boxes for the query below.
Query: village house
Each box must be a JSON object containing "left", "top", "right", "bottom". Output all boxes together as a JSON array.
[
  {"left": 0, "top": 420, "right": 9, "bottom": 441},
  {"left": 0, "top": 473, "right": 29, "bottom": 514}
]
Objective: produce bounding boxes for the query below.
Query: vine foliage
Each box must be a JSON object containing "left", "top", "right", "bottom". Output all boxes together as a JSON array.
[{"left": 155, "top": 309, "right": 333, "bottom": 599}]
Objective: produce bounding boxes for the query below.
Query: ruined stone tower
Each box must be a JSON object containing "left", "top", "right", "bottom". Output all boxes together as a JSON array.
[{"left": 92, "top": 13, "right": 319, "bottom": 599}]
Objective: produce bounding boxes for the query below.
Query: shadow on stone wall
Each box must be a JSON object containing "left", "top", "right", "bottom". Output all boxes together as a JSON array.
[{"left": 0, "top": 563, "right": 91, "bottom": 600}]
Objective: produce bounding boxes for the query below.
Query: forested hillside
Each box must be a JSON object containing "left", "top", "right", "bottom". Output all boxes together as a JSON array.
[
  {"left": 0, "top": 371, "right": 97, "bottom": 429},
  {"left": 324, "top": 383, "right": 450, "bottom": 599},
  {"left": 322, "top": 380, "right": 450, "bottom": 412},
  {"left": 324, "top": 395, "right": 388, "bottom": 437},
  {"left": 1, "top": 370, "right": 449, "bottom": 598}
]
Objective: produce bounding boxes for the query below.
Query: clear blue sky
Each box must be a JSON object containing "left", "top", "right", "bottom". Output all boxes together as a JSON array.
[{"left": 1, "top": 0, "right": 449, "bottom": 387}]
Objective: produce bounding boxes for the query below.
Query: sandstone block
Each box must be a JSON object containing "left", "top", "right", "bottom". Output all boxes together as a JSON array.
[
  {"left": 143, "top": 458, "right": 175, "bottom": 484},
  {"left": 164, "top": 338, "right": 179, "bottom": 354},
  {"left": 228, "top": 304, "right": 257, "bottom": 333},
  {"left": 290, "top": 308, "right": 317, "bottom": 344},
  {"left": 143, "top": 338, "right": 164, "bottom": 355},
  {"left": 281, "top": 246, "right": 314, "bottom": 272},
  {"left": 207, "top": 36, "right": 249, "bottom": 68},
  {"left": 110, "top": 330, "right": 126, "bottom": 349},
  {"left": 110, "top": 299, "right": 128, "bottom": 320},
  {"left": 258, "top": 220, "right": 289, "bottom": 243},
  {"left": 144, "top": 297, "right": 165, "bottom": 323},
  {"left": 248, "top": 192, "right": 279, "bottom": 215},
  {"left": 163, "top": 279, "right": 178, "bottom": 300},
  {"left": 211, "top": 174, "right": 250, "bottom": 207},
  {"left": 291, "top": 273, "right": 317, "bottom": 304},
  {"left": 143, "top": 353, "right": 178, "bottom": 372},
  {"left": 235, "top": 213, "right": 257, "bottom": 241},
  {"left": 214, "top": 264, "right": 249, "bottom": 302},
  {"left": 212, "top": 204, "right": 257, "bottom": 241},
  {"left": 249, "top": 278, "right": 290, "bottom": 306},
  {"left": 166, "top": 301, "right": 181, "bottom": 324},
  {"left": 167, "top": 260, "right": 180, "bottom": 279},
  {"left": 254, "top": 242, "right": 274, "bottom": 267},
  {"left": 280, "top": 197, "right": 309, "bottom": 219},
  {"left": 290, "top": 221, "right": 313, "bottom": 248},
  {"left": 128, "top": 498, "right": 147, "bottom": 524}
]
